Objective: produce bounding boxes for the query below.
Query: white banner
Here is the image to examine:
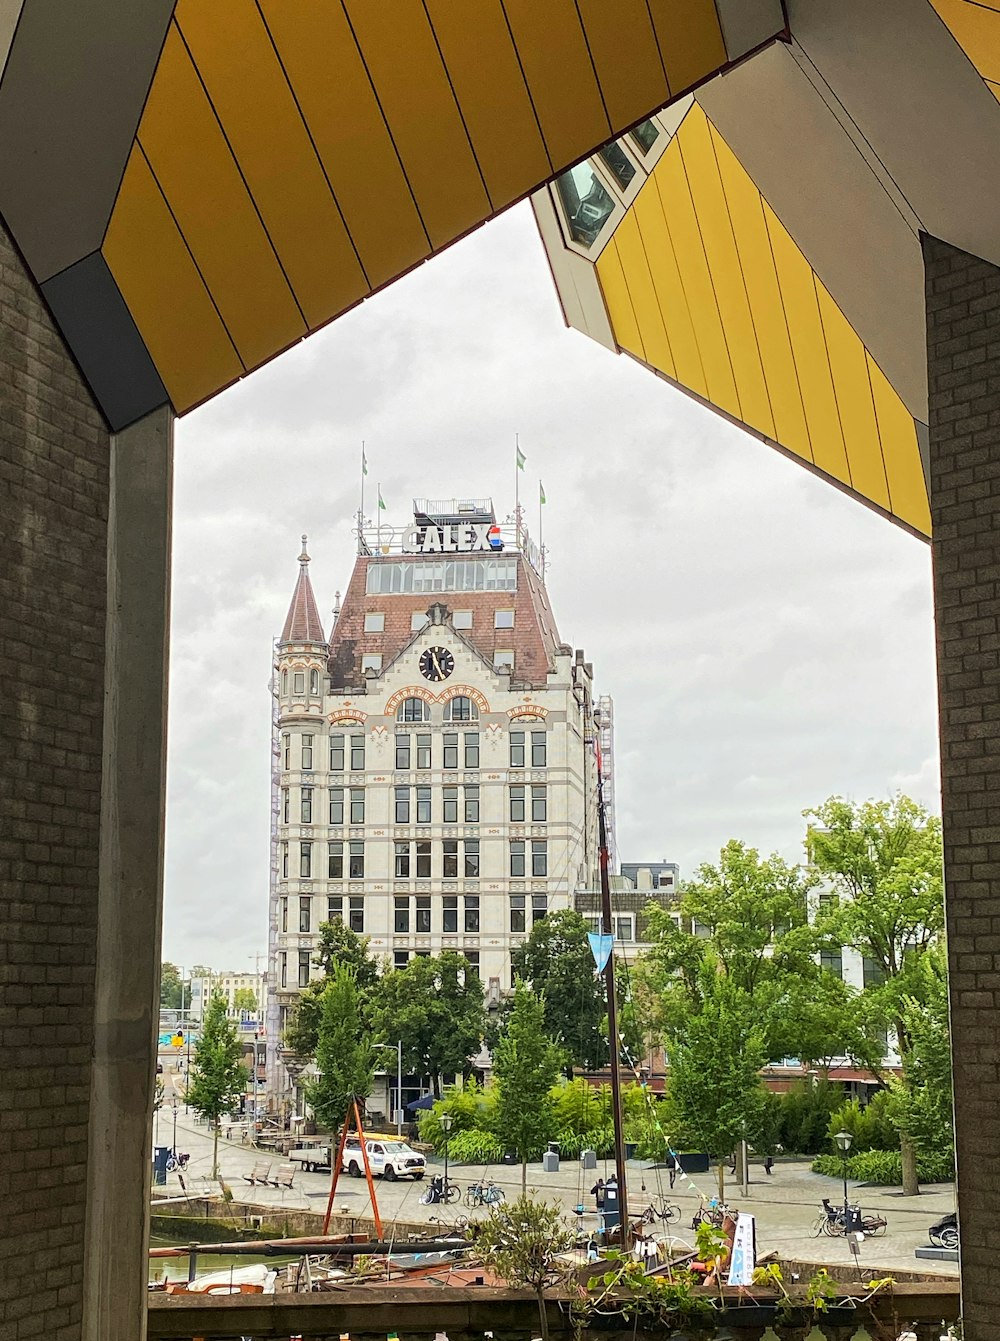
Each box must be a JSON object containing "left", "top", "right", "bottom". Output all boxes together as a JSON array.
[{"left": 726, "top": 1212, "right": 756, "bottom": 1286}]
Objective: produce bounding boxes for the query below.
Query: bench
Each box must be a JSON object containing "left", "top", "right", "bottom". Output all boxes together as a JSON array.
[
  {"left": 271, "top": 1164, "right": 296, "bottom": 1189},
  {"left": 243, "top": 1161, "right": 272, "bottom": 1186}
]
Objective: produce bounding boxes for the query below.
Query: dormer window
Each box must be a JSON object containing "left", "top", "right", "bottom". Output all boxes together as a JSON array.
[
  {"left": 397, "top": 697, "right": 430, "bottom": 722},
  {"left": 445, "top": 695, "right": 478, "bottom": 722}
]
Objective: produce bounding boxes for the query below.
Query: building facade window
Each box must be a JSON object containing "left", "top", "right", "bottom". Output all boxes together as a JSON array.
[
  {"left": 364, "top": 612, "right": 385, "bottom": 633},
  {"left": 446, "top": 695, "right": 478, "bottom": 721},
  {"left": 310, "top": 668, "right": 319, "bottom": 694},
  {"left": 302, "top": 734, "right": 314, "bottom": 769},
  {"left": 464, "top": 895, "right": 480, "bottom": 933},
  {"left": 495, "top": 609, "right": 514, "bottom": 628},
  {"left": 280, "top": 952, "right": 287, "bottom": 988},
  {"left": 416, "top": 896, "right": 431, "bottom": 933},
  {"left": 415, "top": 841, "right": 431, "bottom": 878},
  {"left": 330, "top": 788, "right": 344, "bottom": 825},
  {"left": 282, "top": 733, "right": 291, "bottom": 769},
  {"left": 299, "top": 896, "right": 311, "bottom": 933},
  {"left": 464, "top": 785, "right": 479, "bottom": 823},
  {"left": 328, "top": 895, "right": 343, "bottom": 923},
  {"left": 510, "top": 894, "right": 525, "bottom": 932},
  {"left": 350, "top": 735, "right": 365, "bottom": 770},
  {"left": 300, "top": 787, "right": 313, "bottom": 824},
  {"left": 398, "top": 697, "right": 429, "bottom": 722},
  {"left": 348, "top": 841, "right": 365, "bottom": 879},
  {"left": 395, "top": 786, "right": 410, "bottom": 824},
  {"left": 464, "top": 951, "right": 480, "bottom": 978},
  {"left": 281, "top": 841, "right": 288, "bottom": 878},
  {"left": 300, "top": 841, "right": 312, "bottom": 878},
  {"left": 510, "top": 785, "right": 525, "bottom": 822},
  {"left": 416, "top": 734, "right": 432, "bottom": 770},
  {"left": 394, "top": 896, "right": 410, "bottom": 933},
  {"left": 452, "top": 610, "right": 473, "bottom": 629},
  {"left": 281, "top": 669, "right": 288, "bottom": 694},
  {"left": 395, "top": 841, "right": 410, "bottom": 878},
  {"left": 330, "top": 733, "right": 345, "bottom": 771},
  {"left": 395, "top": 734, "right": 411, "bottom": 769},
  {"left": 510, "top": 840, "right": 525, "bottom": 878},
  {"left": 298, "top": 950, "right": 310, "bottom": 987},
  {"left": 349, "top": 897, "right": 364, "bottom": 932},
  {"left": 282, "top": 786, "right": 290, "bottom": 823},
  {"left": 821, "top": 949, "right": 843, "bottom": 978},
  {"left": 293, "top": 671, "right": 305, "bottom": 694},
  {"left": 394, "top": 950, "right": 410, "bottom": 969},
  {"left": 443, "top": 786, "right": 458, "bottom": 823},
  {"left": 465, "top": 732, "right": 479, "bottom": 768},
  {"left": 531, "top": 731, "right": 546, "bottom": 767},
  {"left": 510, "top": 731, "right": 525, "bottom": 768},
  {"left": 532, "top": 893, "right": 548, "bottom": 924},
  {"left": 443, "top": 840, "right": 459, "bottom": 878},
  {"left": 464, "top": 838, "right": 480, "bottom": 877},
  {"left": 411, "top": 611, "right": 428, "bottom": 631},
  {"left": 280, "top": 896, "right": 288, "bottom": 933},
  {"left": 494, "top": 650, "right": 514, "bottom": 671},
  {"left": 350, "top": 788, "right": 365, "bottom": 824},
  {"left": 443, "top": 896, "right": 458, "bottom": 933},
  {"left": 531, "top": 785, "right": 547, "bottom": 822},
  {"left": 416, "top": 787, "right": 432, "bottom": 824},
  {"left": 443, "top": 733, "right": 459, "bottom": 770},
  {"left": 531, "top": 840, "right": 547, "bottom": 877}
]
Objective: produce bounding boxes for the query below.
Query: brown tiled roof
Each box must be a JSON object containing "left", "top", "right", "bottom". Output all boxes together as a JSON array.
[
  {"left": 280, "top": 537, "right": 326, "bottom": 646},
  {"left": 328, "top": 553, "right": 561, "bottom": 691}
]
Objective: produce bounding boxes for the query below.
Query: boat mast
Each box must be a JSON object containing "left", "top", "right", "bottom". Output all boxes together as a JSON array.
[{"left": 597, "top": 750, "right": 629, "bottom": 1244}]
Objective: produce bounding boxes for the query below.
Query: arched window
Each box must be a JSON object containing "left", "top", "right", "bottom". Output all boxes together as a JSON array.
[
  {"left": 309, "top": 668, "right": 319, "bottom": 695},
  {"left": 281, "top": 669, "right": 288, "bottom": 694},
  {"left": 445, "top": 695, "right": 478, "bottom": 722},
  {"left": 397, "top": 696, "right": 430, "bottom": 722}
]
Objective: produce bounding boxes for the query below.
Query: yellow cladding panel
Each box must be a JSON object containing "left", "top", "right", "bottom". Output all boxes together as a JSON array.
[
  {"left": 647, "top": 0, "right": 727, "bottom": 95},
  {"left": 104, "top": 147, "right": 242, "bottom": 414},
  {"left": 815, "top": 280, "right": 891, "bottom": 511},
  {"left": 929, "top": 0, "right": 1000, "bottom": 85},
  {"left": 175, "top": 0, "right": 367, "bottom": 327},
  {"left": 868, "top": 356, "right": 931, "bottom": 536},
  {"left": 137, "top": 25, "right": 305, "bottom": 371},
  {"left": 630, "top": 173, "right": 708, "bottom": 399},
  {"left": 652, "top": 139, "right": 741, "bottom": 420},
  {"left": 423, "top": 0, "right": 551, "bottom": 210},
  {"left": 577, "top": 0, "right": 670, "bottom": 131},
  {"left": 609, "top": 208, "right": 676, "bottom": 379},
  {"left": 707, "top": 121, "right": 811, "bottom": 464},
  {"left": 258, "top": 0, "right": 430, "bottom": 292},
  {"left": 342, "top": 0, "right": 490, "bottom": 249},
  {"left": 597, "top": 239, "right": 644, "bottom": 361},
  {"left": 762, "top": 200, "right": 851, "bottom": 488},
  {"left": 678, "top": 108, "right": 774, "bottom": 440},
  {"left": 501, "top": 0, "right": 611, "bottom": 171}
]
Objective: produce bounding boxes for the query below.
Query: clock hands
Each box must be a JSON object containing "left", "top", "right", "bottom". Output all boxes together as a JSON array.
[{"left": 431, "top": 649, "right": 443, "bottom": 679}]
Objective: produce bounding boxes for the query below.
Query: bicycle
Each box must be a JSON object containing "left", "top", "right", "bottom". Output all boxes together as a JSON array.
[
  {"left": 691, "top": 1199, "right": 737, "bottom": 1230},
  {"left": 419, "top": 1174, "right": 460, "bottom": 1205},
  {"left": 817, "top": 1199, "right": 887, "bottom": 1238},
  {"left": 465, "top": 1179, "right": 505, "bottom": 1208},
  {"left": 638, "top": 1196, "right": 682, "bottom": 1226}
]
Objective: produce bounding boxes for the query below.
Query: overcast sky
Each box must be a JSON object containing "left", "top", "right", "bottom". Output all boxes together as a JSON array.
[{"left": 162, "top": 201, "right": 939, "bottom": 973}]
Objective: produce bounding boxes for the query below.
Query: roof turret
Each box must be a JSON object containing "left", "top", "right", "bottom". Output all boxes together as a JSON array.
[{"left": 280, "top": 535, "right": 326, "bottom": 646}]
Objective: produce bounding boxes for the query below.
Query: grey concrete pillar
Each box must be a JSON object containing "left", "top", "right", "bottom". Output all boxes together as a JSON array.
[
  {"left": 82, "top": 406, "right": 173, "bottom": 1341},
  {"left": 925, "top": 233, "right": 1000, "bottom": 1338}
]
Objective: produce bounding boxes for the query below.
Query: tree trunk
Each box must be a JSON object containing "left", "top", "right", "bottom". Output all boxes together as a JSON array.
[
  {"left": 535, "top": 1285, "right": 550, "bottom": 1341},
  {"left": 521, "top": 1159, "right": 527, "bottom": 1195},
  {"left": 734, "top": 1142, "right": 746, "bottom": 1188},
  {"left": 717, "top": 1159, "right": 725, "bottom": 1202},
  {"left": 900, "top": 1133, "right": 920, "bottom": 1196},
  {"left": 212, "top": 1117, "right": 220, "bottom": 1180}
]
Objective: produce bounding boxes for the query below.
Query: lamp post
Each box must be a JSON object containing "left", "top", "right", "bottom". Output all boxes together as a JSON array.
[
  {"left": 374, "top": 1041, "right": 403, "bottom": 1139},
  {"left": 441, "top": 1112, "right": 453, "bottom": 1196},
  {"left": 834, "top": 1129, "right": 853, "bottom": 1224},
  {"left": 171, "top": 1098, "right": 178, "bottom": 1158}
]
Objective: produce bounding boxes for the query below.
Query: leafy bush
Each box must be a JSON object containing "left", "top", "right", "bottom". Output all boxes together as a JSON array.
[
  {"left": 775, "top": 1079, "right": 846, "bottom": 1155},
  {"left": 826, "top": 1093, "right": 899, "bottom": 1153},
  {"left": 812, "top": 1148, "right": 954, "bottom": 1184},
  {"left": 554, "top": 1126, "right": 615, "bottom": 1159},
  {"left": 446, "top": 1128, "right": 505, "bottom": 1165},
  {"left": 417, "top": 1079, "right": 494, "bottom": 1152}
]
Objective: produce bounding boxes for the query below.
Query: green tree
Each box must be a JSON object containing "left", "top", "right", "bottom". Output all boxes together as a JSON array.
[
  {"left": 284, "top": 921, "right": 379, "bottom": 1061},
  {"left": 806, "top": 793, "right": 945, "bottom": 1193},
  {"left": 369, "top": 951, "right": 484, "bottom": 1096},
  {"left": 889, "top": 943, "right": 954, "bottom": 1170},
  {"left": 490, "top": 980, "right": 562, "bottom": 1192},
  {"left": 231, "top": 987, "right": 258, "bottom": 1016},
  {"left": 511, "top": 910, "right": 607, "bottom": 1072},
  {"left": 187, "top": 994, "right": 247, "bottom": 1177},
  {"left": 472, "top": 1196, "right": 575, "bottom": 1341},
  {"left": 159, "top": 962, "right": 183, "bottom": 1010},
  {"left": 307, "top": 966, "right": 375, "bottom": 1133},
  {"left": 664, "top": 973, "right": 769, "bottom": 1198}
]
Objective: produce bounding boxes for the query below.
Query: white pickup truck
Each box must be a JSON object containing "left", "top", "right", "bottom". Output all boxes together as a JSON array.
[{"left": 343, "top": 1139, "right": 426, "bottom": 1182}]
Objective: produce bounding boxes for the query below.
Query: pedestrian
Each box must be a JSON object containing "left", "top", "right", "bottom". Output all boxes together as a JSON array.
[
  {"left": 667, "top": 1153, "right": 677, "bottom": 1189},
  {"left": 590, "top": 1178, "right": 606, "bottom": 1209},
  {"left": 764, "top": 1155, "right": 774, "bottom": 1176}
]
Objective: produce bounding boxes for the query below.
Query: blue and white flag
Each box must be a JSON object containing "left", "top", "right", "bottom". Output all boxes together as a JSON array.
[
  {"left": 726, "top": 1212, "right": 756, "bottom": 1286},
  {"left": 587, "top": 932, "right": 614, "bottom": 974}
]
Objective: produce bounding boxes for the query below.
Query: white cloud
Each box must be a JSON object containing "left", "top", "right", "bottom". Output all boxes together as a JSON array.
[{"left": 162, "top": 203, "right": 939, "bottom": 966}]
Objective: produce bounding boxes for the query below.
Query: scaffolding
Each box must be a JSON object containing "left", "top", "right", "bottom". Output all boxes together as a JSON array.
[
  {"left": 264, "top": 640, "right": 283, "bottom": 1111},
  {"left": 595, "top": 694, "right": 617, "bottom": 873}
]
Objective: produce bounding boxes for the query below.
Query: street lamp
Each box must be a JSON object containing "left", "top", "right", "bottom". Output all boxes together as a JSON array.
[
  {"left": 834, "top": 1129, "right": 853, "bottom": 1224},
  {"left": 171, "top": 1098, "right": 178, "bottom": 1158},
  {"left": 440, "top": 1112, "right": 454, "bottom": 1196},
  {"left": 374, "top": 1041, "right": 403, "bottom": 1139}
]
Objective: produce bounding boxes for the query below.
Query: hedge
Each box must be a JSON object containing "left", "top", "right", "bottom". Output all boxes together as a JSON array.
[{"left": 812, "top": 1148, "right": 954, "bottom": 1185}]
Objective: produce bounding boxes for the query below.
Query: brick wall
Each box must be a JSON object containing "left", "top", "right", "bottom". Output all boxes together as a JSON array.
[
  {"left": 925, "top": 232, "right": 1000, "bottom": 1338},
  {"left": 0, "top": 221, "right": 109, "bottom": 1336}
]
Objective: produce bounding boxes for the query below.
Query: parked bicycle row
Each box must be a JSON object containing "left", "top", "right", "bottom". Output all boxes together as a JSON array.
[{"left": 418, "top": 1175, "right": 506, "bottom": 1207}]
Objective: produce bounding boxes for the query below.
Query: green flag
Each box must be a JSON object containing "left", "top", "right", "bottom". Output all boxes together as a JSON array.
[
  {"left": 539, "top": 481, "right": 546, "bottom": 505},
  {"left": 362, "top": 446, "right": 368, "bottom": 477},
  {"left": 516, "top": 445, "right": 526, "bottom": 471},
  {"left": 378, "top": 488, "right": 386, "bottom": 511}
]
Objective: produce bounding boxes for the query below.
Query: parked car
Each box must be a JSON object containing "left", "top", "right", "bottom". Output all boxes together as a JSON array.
[{"left": 343, "top": 1139, "right": 425, "bottom": 1181}]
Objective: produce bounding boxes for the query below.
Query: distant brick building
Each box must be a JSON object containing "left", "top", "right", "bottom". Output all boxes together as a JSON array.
[{"left": 266, "top": 499, "right": 604, "bottom": 1111}]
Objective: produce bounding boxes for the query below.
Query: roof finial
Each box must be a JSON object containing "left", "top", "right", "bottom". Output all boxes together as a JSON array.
[
  {"left": 299, "top": 533, "right": 310, "bottom": 565},
  {"left": 332, "top": 590, "right": 341, "bottom": 624}
]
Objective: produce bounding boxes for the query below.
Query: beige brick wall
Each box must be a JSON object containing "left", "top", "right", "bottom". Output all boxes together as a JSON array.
[
  {"left": 0, "top": 221, "right": 109, "bottom": 1336},
  {"left": 925, "top": 232, "right": 1000, "bottom": 1337}
]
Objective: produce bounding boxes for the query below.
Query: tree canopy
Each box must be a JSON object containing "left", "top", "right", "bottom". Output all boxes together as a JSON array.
[
  {"left": 307, "top": 965, "right": 376, "bottom": 1133},
  {"left": 187, "top": 994, "right": 247, "bottom": 1176},
  {"left": 491, "top": 980, "right": 562, "bottom": 1191},
  {"left": 284, "top": 921, "right": 379, "bottom": 1060},
  {"left": 511, "top": 909, "right": 607, "bottom": 1071},
  {"left": 160, "top": 962, "right": 183, "bottom": 1011}
]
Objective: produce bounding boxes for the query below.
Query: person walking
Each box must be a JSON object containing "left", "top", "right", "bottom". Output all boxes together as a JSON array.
[
  {"left": 667, "top": 1153, "right": 678, "bottom": 1189},
  {"left": 763, "top": 1155, "right": 774, "bottom": 1176}
]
